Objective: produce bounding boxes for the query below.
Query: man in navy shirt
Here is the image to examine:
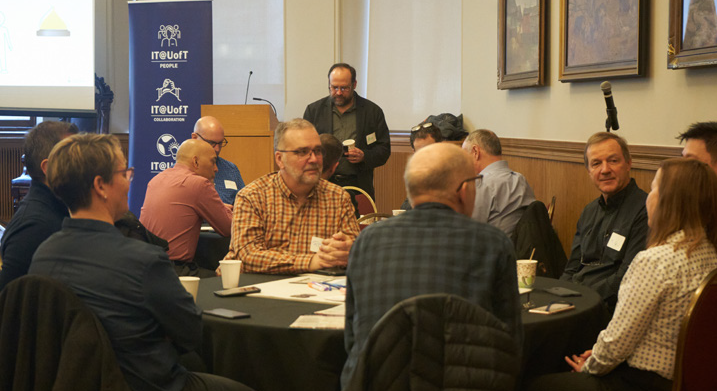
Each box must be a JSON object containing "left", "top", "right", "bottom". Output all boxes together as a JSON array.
[
  {"left": 0, "top": 121, "right": 76, "bottom": 291},
  {"left": 192, "top": 116, "right": 245, "bottom": 205},
  {"left": 30, "top": 133, "right": 252, "bottom": 391}
]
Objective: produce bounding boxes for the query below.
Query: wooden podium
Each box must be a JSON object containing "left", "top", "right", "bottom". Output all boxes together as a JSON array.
[{"left": 201, "top": 104, "right": 278, "bottom": 185}]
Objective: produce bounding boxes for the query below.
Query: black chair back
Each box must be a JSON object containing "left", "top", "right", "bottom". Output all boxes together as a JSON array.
[
  {"left": 511, "top": 200, "right": 567, "bottom": 278},
  {"left": 345, "top": 293, "right": 519, "bottom": 391},
  {"left": 0, "top": 275, "right": 130, "bottom": 391}
]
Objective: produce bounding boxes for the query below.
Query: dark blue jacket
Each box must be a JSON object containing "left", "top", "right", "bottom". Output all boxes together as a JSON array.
[{"left": 0, "top": 180, "right": 68, "bottom": 291}]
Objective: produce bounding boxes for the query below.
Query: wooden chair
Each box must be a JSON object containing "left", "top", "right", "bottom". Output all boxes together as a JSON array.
[
  {"left": 342, "top": 186, "right": 377, "bottom": 215},
  {"left": 547, "top": 195, "right": 556, "bottom": 223},
  {"left": 672, "top": 268, "right": 717, "bottom": 391},
  {"left": 357, "top": 213, "right": 392, "bottom": 231}
]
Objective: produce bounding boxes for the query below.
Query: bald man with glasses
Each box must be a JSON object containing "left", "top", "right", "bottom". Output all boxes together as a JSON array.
[
  {"left": 341, "top": 143, "right": 522, "bottom": 388},
  {"left": 222, "top": 119, "right": 359, "bottom": 274},
  {"left": 192, "top": 116, "right": 245, "bottom": 205}
]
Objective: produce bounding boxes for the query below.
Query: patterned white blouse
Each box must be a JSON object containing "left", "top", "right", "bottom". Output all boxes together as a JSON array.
[{"left": 583, "top": 230, "right": 717, "bottom": 379}]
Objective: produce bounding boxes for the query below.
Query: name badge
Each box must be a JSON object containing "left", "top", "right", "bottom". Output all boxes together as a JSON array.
[
  {"left": 224, "top": 180, "right": 237, "bottom": 190},
  {"left": 310, "top": 236, "right": 324, "bottom": 253},
  {"left": 607, "top": 232, "right": 626, "bottom": 252},
  {"left": 366, "top": 132, "right": 376, "bottom": 145}
]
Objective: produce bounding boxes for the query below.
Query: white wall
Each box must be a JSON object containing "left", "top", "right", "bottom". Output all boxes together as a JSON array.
[
  {"left": 284, "top": 0, "right": 337, "bottom": 120},
  {"left": 98, "top": 0, "right": 129, "bottom": 135},
  {"left": 462, "top": 1, "right": 717, "bottom": 147},
  {"left": 104, "top": 0, "right": 717, "bottom": 147}
]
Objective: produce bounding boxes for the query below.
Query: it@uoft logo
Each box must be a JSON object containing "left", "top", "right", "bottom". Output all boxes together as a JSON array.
[
  {"left": 153, "top": 24, "right": 188, "bottom": 68},
  {"left": 151, "top": 78, "right": 188, "bottom": 122},
  {"left": 158, "top": 25, "right": 180, "bottom": 47},
  {"left": 152, "top": 134, "right": 179, "bottom": 173}
]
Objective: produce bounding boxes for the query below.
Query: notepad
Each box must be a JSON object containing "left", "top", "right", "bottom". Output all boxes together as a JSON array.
[{"left": 290, "top": 315, "right": 345, "bottom": 329}]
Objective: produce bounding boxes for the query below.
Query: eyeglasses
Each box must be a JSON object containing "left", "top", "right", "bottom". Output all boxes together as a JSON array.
[
  {"left": 277, "top": 146, "right": 325, "bottom": 158},
  {"left": 196, "top": 132, "right": 229, "bottom": 149},
  {"left": 456, "top": 175, "right": 482, "bottom": 192},
  {"left": 329, "top": 85, "right": 352, "bottom": 93},
  {"left": 115, "top": 167, "right": 135, "bottom": 182},
  {"left": 411, "top": 123, "right": 434, "bottom": 132}
]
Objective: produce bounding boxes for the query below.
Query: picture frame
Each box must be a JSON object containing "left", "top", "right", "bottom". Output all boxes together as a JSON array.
[
  {"left": 668, "top": 0, "right": 717, "bottom": 69},
  {"left": 497, "top": 0, "right": 546, "bottom": 89},
  {"left": 559, "top": 0, "right": 647, "bottom": 82}
]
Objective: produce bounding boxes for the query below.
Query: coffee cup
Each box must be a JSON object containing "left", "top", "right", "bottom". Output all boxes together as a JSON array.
[
  {"left": 342, "top": 139, "right": 356, "bottom": 153},
  {"left": 219, "top": 260, "right": 242, "bottom": 289},
  {"left": 179, "top": 276, "right": 200, "bottom": 302},
  {"left": 517, "top": 260, "right": 538, "bottom": 289}
]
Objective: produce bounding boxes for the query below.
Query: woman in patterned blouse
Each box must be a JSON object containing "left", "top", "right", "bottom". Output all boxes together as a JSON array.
[{"left": 529, "top": 158, "right": 717, "bottom": 391}]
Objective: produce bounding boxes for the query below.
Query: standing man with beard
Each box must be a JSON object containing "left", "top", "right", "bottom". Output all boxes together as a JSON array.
[
  {"left": 303, "top": 63, "right": 390, "bottom": 200},
  {"left": 222, "top": 119, "right": 360, "bottom": 274}
]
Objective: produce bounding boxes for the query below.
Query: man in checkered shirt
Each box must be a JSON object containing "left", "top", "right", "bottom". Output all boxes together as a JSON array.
[{"left": 222, "top": 118, "right": 360, "bottom": 274}]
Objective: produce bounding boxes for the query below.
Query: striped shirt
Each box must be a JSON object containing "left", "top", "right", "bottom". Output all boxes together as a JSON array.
[
  {"left": 224, "top": 172, "right": 359, "bottom": 274},
  {"left": 584, "top": 230, "right": 717, "bottom": 379}
]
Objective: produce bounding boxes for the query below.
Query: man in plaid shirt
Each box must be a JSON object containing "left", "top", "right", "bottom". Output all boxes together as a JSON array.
[
  {"left": 222, "top": 119, "right": 360, "bottom": 274},
  {"left": 341, "top": 143, "right": 522, "bottom": 386}
]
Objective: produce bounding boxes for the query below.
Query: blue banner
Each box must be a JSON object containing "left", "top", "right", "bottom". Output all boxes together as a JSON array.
[{"left": 127, "top": 0, "right": 212, "bottom": 216}]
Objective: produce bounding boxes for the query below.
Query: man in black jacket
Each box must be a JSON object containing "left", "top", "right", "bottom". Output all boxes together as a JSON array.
[
  {"left": 560, "top": 132, "right": 648, "bottom": 311},
  {"left": 303, "top": 63, "right": 390, "bottom": 200},
  {"left": 0, "top": 121, "right": 77, "bottom": 291}
]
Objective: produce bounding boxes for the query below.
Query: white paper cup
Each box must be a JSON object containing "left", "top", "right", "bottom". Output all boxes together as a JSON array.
[
  {"left": 179, "top": 276, "right": 200, "bottom": 302},
  {"left": 517, "top": 260, "right": 538, "bottom": 289},
  {"left": 392, "top": 209, "right": 406, "bottom": 216},
  {"left": 342, "top": 139, "right": 356, "bottom": 150},
  {"left": 219, "top": 260, "right": 242, "bottom": 289}
]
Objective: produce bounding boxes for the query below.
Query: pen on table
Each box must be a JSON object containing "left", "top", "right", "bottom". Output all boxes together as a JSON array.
[
  {"left": 308, "top": 282, "right": 332, "bottom": 291},
  {"left": 324, "top": 281, "right": 346, "bottom": 289}
]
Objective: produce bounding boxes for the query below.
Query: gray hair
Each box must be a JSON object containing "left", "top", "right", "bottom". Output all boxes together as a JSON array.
[
  {"left": 274, "top": 118, "right": 316, "bottom": 151},
  {"left": 464, "top": 129, "right": 502, "bottom": 156}
]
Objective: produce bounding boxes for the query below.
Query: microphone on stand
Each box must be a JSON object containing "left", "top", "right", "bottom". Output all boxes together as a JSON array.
[
  {"left": 244, "top": 71, "right": 253, "bottom": 105},
  {"left": 253, "top": 97, "right": 277, "bottom": 117},
  {"left": 601, "top": 81, "right": 619, "bottom": 132}
]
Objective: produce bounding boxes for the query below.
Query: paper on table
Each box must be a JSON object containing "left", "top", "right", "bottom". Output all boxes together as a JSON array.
[
  {"left": 314, "top": 304, "right": 345, "bottom": 316},
  {"left": 250, "top": 275, "right": 347, "bottom": 304},
  {"left": 290, "top": 315, "right": 345, "bottom": 329}
]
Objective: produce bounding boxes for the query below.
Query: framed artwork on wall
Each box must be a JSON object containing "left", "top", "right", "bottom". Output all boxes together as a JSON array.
[
  {"left": 497, "top": 0, "right": 546, "bottom": 89},
  {"left": 668, "top": 0, "right": 717, "bottom": 69},
  {"left": 559, "top": 0, "right": 647, "bottom": 82}
]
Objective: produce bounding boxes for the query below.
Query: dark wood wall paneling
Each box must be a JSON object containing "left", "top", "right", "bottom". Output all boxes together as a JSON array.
[
  {"left": 1, "top": 132, "right": 682, "bottom": 257},
  {"left": 374, "top": 136, "right": 681, "bottom": 256},
  {"left": 0, "top": 136, "right": 24, "bottom": 223}
]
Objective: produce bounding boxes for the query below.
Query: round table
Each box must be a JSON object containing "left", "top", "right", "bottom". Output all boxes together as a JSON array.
[
  {"left": 521, "top": 277, "right": 610, "bottom": 376},
  {"left": 196, "top": 274, "right": 609, "bottom": 391}
]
